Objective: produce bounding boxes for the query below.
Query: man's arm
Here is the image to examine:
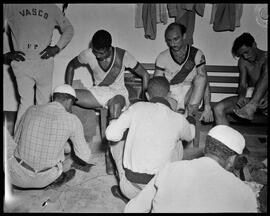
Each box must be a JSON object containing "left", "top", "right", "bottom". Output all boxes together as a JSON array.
[
  {"left": 236, "top": 58, "right": 250, "bottom": 107},
  {"left": 105, "top": 107, "right": 133, "bottom": 142},
  {"left": 189, "top": 59, "right": 207, "bottom": 106},
  {"left": 249, "top": 56, "right": 268, "bottom": 105},
  {"left": 69, "top": 117, "right": 92, "bottom": 164},
  {"left": 65, "top": 56, "right": 84, "bottom": 85},
  {"left": 238, "top": 58, "right": 248, "bottom": 98},
  {"left": 55, "top": 8, "right": 74, "bottom": 51},
  {"left": 199, "top": 82, "right": 214, "bottom": 122},
  {"left": 40, "top": 7, "right": 74, "bottom": 60},
  {"left": 131, "top": 63, "right": 150, "bottom": 97}
]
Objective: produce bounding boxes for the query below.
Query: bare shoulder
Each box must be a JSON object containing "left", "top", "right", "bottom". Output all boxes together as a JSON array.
[{"left": 259, "top": 50, "right": 267, "bottom": 64}]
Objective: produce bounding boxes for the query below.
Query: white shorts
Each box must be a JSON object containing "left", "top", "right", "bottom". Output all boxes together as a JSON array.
[
  {"left": 88, "top": 85, "right": 130, "bottom": 108},
  {"left": 169, "top": 83, "right": 192, "bottom": 110}
]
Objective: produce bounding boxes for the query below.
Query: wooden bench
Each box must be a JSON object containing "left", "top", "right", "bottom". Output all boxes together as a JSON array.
[{"left": 122, "top": 64, "right": 268, "bottom": 148}]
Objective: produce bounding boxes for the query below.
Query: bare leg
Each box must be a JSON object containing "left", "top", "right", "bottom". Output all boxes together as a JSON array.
[
  {"left": 213, "top": 96, "right": 239, "bottom": 125},
  {"left": 106, "top": 95, "right": 126, "bottom": 175},
  {"left": 74, "top": 89, "right": 102, "bottom": 108},
  {"left": 107, "top": 94, "right": 126, "bottom": 119}
]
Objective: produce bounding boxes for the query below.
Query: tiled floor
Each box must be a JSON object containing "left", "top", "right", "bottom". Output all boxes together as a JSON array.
[
  {"left": 4, "top": 153, "right": 125, "bottom": 213},
  {"left": 3, "top": 111, "right": 267, "bottom": 213}
]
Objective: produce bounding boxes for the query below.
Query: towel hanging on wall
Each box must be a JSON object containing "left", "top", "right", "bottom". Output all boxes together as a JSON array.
[{"left": 210, "top": 4, "right": 243, "bottom": 32}]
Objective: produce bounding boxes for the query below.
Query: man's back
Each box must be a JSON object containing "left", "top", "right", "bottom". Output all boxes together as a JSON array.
[
  {"left": 239, "top": 49, "right": 267, "bottom": 87},
  {"left": 14, "top": 101, "right": 78, "bottom": 170},
  {"left": 151, "top": 157, "right": 257, "bottom": 212},
  {"left": 114, "top": 101, "right": 195, "bottom": 174}
]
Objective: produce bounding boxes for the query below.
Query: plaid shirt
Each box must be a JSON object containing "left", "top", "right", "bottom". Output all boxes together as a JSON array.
[{"left": 14, "top": 101, "right": 91, "bottom": 171}]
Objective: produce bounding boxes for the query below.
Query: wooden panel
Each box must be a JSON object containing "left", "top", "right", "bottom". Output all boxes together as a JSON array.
[
  {"left": 208, "top": 76, "right": 239, "bottom": 83},
  {"left": 142, "top": 63, "right": 155, "bottom": 70},
  {"left": 205, "top": 65, "right": 239, "bottom": 73},
  {"left": 210, "top": 86, "right": 238, "bottom": 94},
  {"left": 139, "top": 64, "right": 239, "bottom": 73}
]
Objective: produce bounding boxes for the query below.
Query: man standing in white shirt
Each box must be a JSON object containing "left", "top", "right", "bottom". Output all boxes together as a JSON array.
[
  {"left": 105, "top": 76, "right": 195, "bottom": 201},
  {"left": 3, "top": 4, "right": 74, "bottom": 133},
  {"left": 124, "top": 125, "right": 258, "bottom": 213}
]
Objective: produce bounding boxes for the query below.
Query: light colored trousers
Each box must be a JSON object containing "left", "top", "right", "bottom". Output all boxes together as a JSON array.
[
  {"left": 11, "top": 58, "right": 54, "bottom": 132},
  {"left": 4, "top": 127, "right": 63, "bottom": 188},
  {"left": 110, "top": 139, "right": 183, "bottom": 199}
]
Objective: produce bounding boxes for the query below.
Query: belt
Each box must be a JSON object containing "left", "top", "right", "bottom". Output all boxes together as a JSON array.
[
  {"left": 124, "top": 167, "right": 154, "bottom": 185},
  {"left": 14, "top": 156, "right": 54, "bottom": 173}
]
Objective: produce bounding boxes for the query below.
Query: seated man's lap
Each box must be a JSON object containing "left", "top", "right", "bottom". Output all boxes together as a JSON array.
[
  {"left": 88, "top": 86, "right": 130, "bottom": 108},
  {"left": 169, "top": 83, "right": 191, "bottom": 111}
]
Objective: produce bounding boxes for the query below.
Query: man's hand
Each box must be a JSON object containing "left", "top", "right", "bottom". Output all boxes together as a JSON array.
[
  {"left": 187, "top": 103, "right": 199, "bottom": 117},
  {"left": 40, "top": 45, "right": 60, "bottom": 59},
  {"left": 199, "top": 105, "right": 214, "bottom": 123},
  {"left": 4, "top": 51, "right": 25, "bottom": 63},
  {"left": 236, "top": 97, "right": 249, "bottom": 108}
]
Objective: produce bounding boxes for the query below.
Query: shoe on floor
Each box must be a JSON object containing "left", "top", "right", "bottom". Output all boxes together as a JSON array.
[
  {"left": 45, "top": 169, "right": 76, "bottom": 190},
  {"left": 111, "top": 185, "right": 129, "bottom": 203},
  {"left": 71, "top": 162, "right": 95, "bottom": 172}
]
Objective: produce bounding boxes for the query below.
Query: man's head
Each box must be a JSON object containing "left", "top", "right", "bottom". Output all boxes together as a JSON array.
[
  {"left": 231, "top": 32, "right": 257, "bottom": 62},
  {"left": 146, "top": 76, "right": 170, "bottom": 99},
  {"left": 204, "top": 125, "right": 245, "bottom": 171},
  {"left": 91, "top": 29, "right": 112, "bottom": 61},
  {"left": 165, "top": 22, "right": 187, "bottom": 52},
  {"left": 52, "top": 84, "right": 77, "bottom": 112}
]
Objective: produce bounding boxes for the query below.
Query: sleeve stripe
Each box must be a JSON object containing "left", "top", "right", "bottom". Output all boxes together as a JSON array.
[
  {"left": 132, "top": 62, "right": 140, "bottom": 71},
  {"left": 196, "top": 62, "right": 206, "bottom": 68}
]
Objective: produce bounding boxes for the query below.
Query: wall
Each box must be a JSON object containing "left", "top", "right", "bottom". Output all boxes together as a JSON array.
[{"left": 3, "top": 4, "right": 268, "bottom": 110}]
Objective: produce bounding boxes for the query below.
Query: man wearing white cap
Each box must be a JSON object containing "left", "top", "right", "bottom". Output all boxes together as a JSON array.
[
  {"left": 124, "top": 125, "right": 258, "bottom": 213},
  {"left": 6, "top": 84, "right": 92, "bottom": 189}
]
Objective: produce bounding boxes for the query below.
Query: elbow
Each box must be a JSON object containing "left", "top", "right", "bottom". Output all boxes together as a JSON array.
[{"left": 105, "top": 129, "right": 122, "bottom": 142}]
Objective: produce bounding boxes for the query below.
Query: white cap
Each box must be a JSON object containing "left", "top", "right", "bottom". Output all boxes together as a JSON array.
[
  {"left": 208, "top": 125, "right": 245, "bottom": 154},
  {"left": 53, "top": 84, "right": 76, "bottom": 98}
]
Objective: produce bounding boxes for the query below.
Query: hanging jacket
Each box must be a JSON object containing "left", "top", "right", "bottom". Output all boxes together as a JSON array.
[
  {"left": 167, "top": 4, "right": 205, "bottom": 45},
  {"left": 142, "top": 3, "right": 157, "bottom": 40},
  {"left": 210, "top": 4, "right": 243, "bottom": 28}
]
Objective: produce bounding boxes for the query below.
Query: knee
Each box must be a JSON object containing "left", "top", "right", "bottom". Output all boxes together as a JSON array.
[
  {"left": 213, "top": 103, "right": 224, "bottom": 116},
  {"left": 108, "top": 95, "right": 126, "bottom": 118},
  {"left": 109, "top": 95, "right": 126, "bottom": 107}
]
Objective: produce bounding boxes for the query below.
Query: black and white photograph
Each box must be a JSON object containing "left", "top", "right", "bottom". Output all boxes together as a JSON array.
[{"left": 3, "top": 3, "right": 268, "bottom": 213}]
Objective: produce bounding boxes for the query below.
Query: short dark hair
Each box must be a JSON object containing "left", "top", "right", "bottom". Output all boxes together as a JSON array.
[
  {"left": 231, "top": 33, "right": 255, "bottom": 58},
  {"left": 53, "top": 92, "right": 76, "bottom": 103},
  {"left": 147, "top": 76, "right": 170, "bottom": 98},
  {"left": 204, "top": 135, "right": 236, "bottom": 161},
  {"left": 165, "top": 22, "right": 187, "bottom": 37},
  {"left": 92, "top": 29, "right": 112, "bottom": 50}
]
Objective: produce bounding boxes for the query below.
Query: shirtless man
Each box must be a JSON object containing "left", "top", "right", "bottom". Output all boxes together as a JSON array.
[
  {"left": 214, "top": 33, "right": 268, "bottom": 125},
  {"left": 65, "top": 29, "right": 150, "bottom": 174},
  {"left": 154, "top": 22, "right": 213, "bottom": 122}
]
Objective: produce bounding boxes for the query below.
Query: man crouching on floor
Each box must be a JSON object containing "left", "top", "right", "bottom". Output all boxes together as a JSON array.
[{"left": 6, "top": 84, "right": 92, "bottom": 189}]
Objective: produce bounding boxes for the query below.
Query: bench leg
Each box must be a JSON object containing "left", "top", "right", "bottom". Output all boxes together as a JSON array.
[
  {"left": 193, "top": 116, "right": 201, "bottom": 148},
  {"left": 99, "top": 108, "right": 108, "bottom": 144}
]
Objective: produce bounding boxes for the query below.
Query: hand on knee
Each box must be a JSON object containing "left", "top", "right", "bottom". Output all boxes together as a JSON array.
[{"left": 187, "top": 103, "right": 199, "bottom": 117}]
